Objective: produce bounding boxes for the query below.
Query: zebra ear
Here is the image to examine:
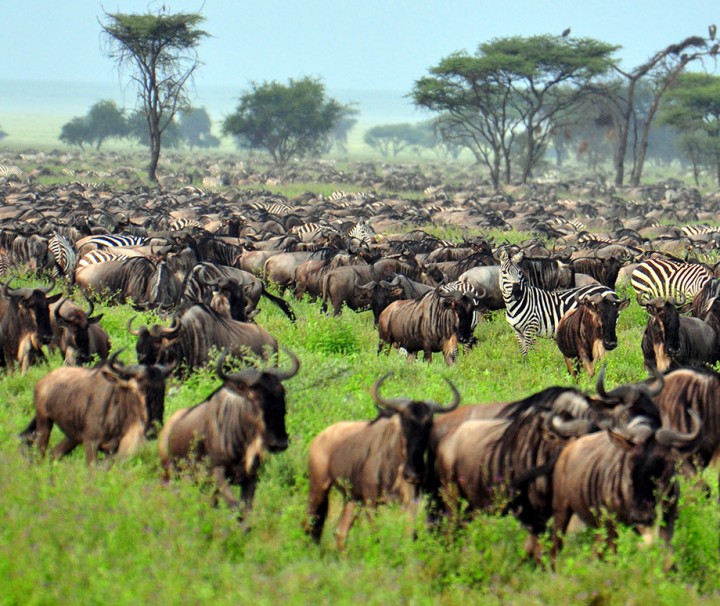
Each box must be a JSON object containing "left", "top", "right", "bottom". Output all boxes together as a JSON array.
[
  {"left": 497, "top": 249, "right": 509, "bottom": 263},
  {"left": 511, "top": 251, "right": 524, "bottom": 264}
]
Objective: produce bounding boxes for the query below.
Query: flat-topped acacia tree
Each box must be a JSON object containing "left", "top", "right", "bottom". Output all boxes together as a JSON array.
[{"left": 100, "top": 10, "right": 208, "bottom": 183}]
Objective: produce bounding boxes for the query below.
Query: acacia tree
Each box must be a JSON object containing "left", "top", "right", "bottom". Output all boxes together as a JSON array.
[
  {"left": 100, "top": 11, "right": 208, "bottom": 182},
  {"left": 178, "top": 106, "right": 220, "bottom": 149},
  {"left": 59, "top": 100, "right": 128, "bottom": 150},
  {"left": 411, "top": 35, "right": 617, "bottom": 188},
  {"left": 222, "top": 77, "right": 343, "bottom": 167},
  {"left": 605, "top": 35, "right": 712, "bottom": 186},
  {"left": 363, "top": 123, "right": 428, "bottom": 157},
  {"left": 661, "top": 72, "right": 720, "bottom": 186}
]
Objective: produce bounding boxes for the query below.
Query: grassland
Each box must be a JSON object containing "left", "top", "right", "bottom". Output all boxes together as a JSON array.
[{"left": 0, "top": 274, "right": 718, "bottom": 605}]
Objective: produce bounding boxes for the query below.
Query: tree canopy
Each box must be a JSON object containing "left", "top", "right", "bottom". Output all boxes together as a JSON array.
[
  {"left": 59, "top": 100, "right": 128, "bottom": 150},
  {"left": 222, "top": 77, "right": 344, "bottom": 167},
  {"left": 178, "top": 106, "right": 220, "bottom": 149},
  {"left": 100, "top": 10, "right": 208, "bottom": 182},
  {"left": 411, "top": 35, "right": 618, "bottom": 188}
]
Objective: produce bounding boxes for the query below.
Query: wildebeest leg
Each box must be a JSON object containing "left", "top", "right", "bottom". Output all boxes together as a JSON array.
[
  {"left": 580, "top": 353, "right": 595, "bottom": 377},
  {"left": 306, "top": 485, "right": 330, "bottom": 544},
  {"left": 51, "top": 437, "right": 80, "bottom": 459},
  {"left": 34, "top": 417, "right": 54, "bottom": 458},
  {"left": 212, "top": 466, "right": 240, "bottom": 509},
  {"left": 563, "top": 356, "right": 576, "bottom": 377},
  {"left": 550, "top": 504, "right": 572, "bottom": 568},
  {"left": 83, "top": 440, "right": 100, "bottom": 465},
  {"left": 238, "top": 477, "right": 257, "bottom": 532},
  {"left": 334, "top": 500, "right": 357, "bottom": 550}
]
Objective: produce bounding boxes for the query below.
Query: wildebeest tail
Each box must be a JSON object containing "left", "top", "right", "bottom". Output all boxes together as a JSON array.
[
  {"left": 18, "top": 416, "right": 37, "bottom": 444},
  {"left": 262, "top": 285, "right": 296, "bottom": 322}
]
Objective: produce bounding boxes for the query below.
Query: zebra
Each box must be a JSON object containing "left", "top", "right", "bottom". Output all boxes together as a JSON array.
[
  {"left": 347, "top": 220, "right": 376, "bottom": 245},
  {"left": 168, "top": 217, "right": 204, "bottom": 231},
  {"left": 499, "top": 249, "right": 620, "bottom": 355},
  {"left": 681, "top": 224, "right": 720, "bottom": 237},
  {"left": 77, "top": 249, "right": 130, "bottom": 267},
  {"left": 75, "top": 234, "right": 147, "bottom": 257},
  {"left": 48, "top": 233, "right": 77, "bottom": 278},
  {"left": 631, "top": 258, "right": 713, "bottom": 302},
  {"left": 290, "top": 222, "right": 339, "bottom": 243}
]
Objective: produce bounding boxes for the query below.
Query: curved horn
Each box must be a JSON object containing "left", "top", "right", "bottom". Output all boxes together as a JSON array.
[
  {"left": 640, "top": 365, "right": 665, "bottom": 399},
  {"left": 370, "top": 372, "right": 410, "bottom": 413},
  {"left": 38, "top": 276, "right": 56, "bottom": 294},
  {"left": 161, "top": 317, "right": 182, "bottom": 340},
  {"left": 427, "top": 378, "right": 461, "bottom": 414},
  {"left": 214, "top": 349, "right": 262, "bottom": 386},
  {"left": 655, "top": 409, "right": 702, "bottom": 449},
  {"left": 54, "top": 297, "right": 70, "bottom": 324},
  {"left": 127, "top": 315, "right": 141, "bottom": 336},
  {"left": 265, "top": 348, "right": 300, "bottom": 382},
  {"left": 355, "top": 279, "right": 376, "bottom": 290},
  {"left": 156, "top": 354, "right": 178, "bottom": 378},
  {"left": 83, "top": 295, "right": 95, "bottom": 319},
  {"left": 545, "top": 414, "right": 595, "bottom": 438},
  {"left": 3, "top": 278, "right": 18, "bottom": 297}
]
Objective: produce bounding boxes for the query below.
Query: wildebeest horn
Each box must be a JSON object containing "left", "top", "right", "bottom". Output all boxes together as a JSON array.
[
  {"left": 545, "top": 414, "right": 595, "bottom": 438},
  {"left": 84, "top": 295, "right": 103, "bottom": 322},
  {"left": 160, "top": 317, "right": 182, "bottom": 340},
  {"left": 655, "top": 409, "right": 702, "bottom": 449},
  {"left": 127, "top": 315, "right": 141, "bottom": 336},
  {"left": 370, "top": 372, "right": 410, "bottom": 412},
  {"left": 38, "top": 276, "right": 56, "bottom": 294},
  {"left": 265, "top": 348, "right": 300, "bottom": 381},
  {"left": 426, "top": 378, "right": 461, "bottom": 414},
  {"left": 639, "top": 365, "right": 665, "bottom": 398},
  {"left": 2, "top": 278, "right": 19, "bottom": 297},
  {"left": 214, "top": 349, "right": 262, "bottom": 386},
  {"left": 54, "top": 297, "right": 70, "bottom": 324},
  {"left": 670, "top": 291, "right": 687, "bottom": 307},
  {"left": 156, "top": 354, "right": 178, "bottom": 378},
  {"left": 355, "top": 279, "right": 375, "bottom": 290},
  {"left": 636, "top": 292, "right": 653, "bottom": 307},
  {"left": 106, "top": 349, "right": 129, "bottom": 377}
]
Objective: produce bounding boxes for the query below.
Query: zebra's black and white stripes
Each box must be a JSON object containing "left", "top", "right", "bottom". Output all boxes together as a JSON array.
[
  {"left": 630, "top": 258, "right": 713, "bottom": 302},
  {"left": 48, "top": 233, "right": 77, "bottom": 278},
  {"left": 499, "top": 250, "right": 618, "bottom": 355}
]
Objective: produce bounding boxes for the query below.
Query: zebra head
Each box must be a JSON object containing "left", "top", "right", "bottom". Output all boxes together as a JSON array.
[{"left": 498, "top": 249, "right": 526, "bottom": 301}]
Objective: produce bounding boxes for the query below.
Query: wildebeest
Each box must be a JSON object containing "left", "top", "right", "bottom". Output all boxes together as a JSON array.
[
  {"left": 429, "top": 368, "right": 665, "bottom": 561},
  {"left": 131, "top": 303, "right": 278, "bottom": 374},
  {"left": 158, "top": 349, "right": 299, "bottom": 526},
  {"left": 550, "top": 411, "right": 701, "bottom": 567},
  {"left": 75, "top": 256, "right": 180, "bottom": 312},
  {"left": 570, "top": 255, "right": 626, "bottom": 288},
  {"left": 639, "top": 295, "right": 718, "bottom": 371},
  {"left": 0, "top": 278, "right": 61, "bottom": 373},
  {"left": 377, "top": 287, "right": 478, "bottom": 365},
  {"left": 20, "top": 351, "right": 174, "bottom": 464},
  {"left": 555, "top": 291, "right": 629, "bottom": 377},
  {"left": 305, "top": 373, "right": 460, "bottom": 549},
  {"left": 50, "top": 297, "right": 110, "bottom": 365}
]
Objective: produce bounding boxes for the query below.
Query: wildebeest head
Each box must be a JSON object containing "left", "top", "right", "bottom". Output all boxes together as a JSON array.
[
  {"left": 639, "top": 294, "right": 684, "bottom": 358},
  {"left": 206, "top": 276, "right": 249, "bottom": 322},
  {"left": 593, "top": 365, "right": 665, "bottom": 426},
  {"left": 577, "top": 291, "right": 630, "bottom": 351},
  {"left": 215, "top": 348, "right": 300, "bottom": 453},
  {"left": 3, "top": 277, "right": 62, "bottom": 345},
  {"left": 129, "top": 316, "right": 182, "bottom": 366},
  {"left": 438, "top": 288, "right": 481, "bottom": 344},
  {"left": 53, "top": 296, "right": 104, "bottom": 365},
  {"left": 607, "top": 410, "right": 701, "bottom": 525},
  {"left": 371, "top": 373, "right": 460, "bottom": 485},
  {"left": 104, "top": 350, "right": 176, "bottom": 437}
]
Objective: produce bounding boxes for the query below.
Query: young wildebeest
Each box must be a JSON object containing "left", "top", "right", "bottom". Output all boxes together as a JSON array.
[
  {"left": 550, "top": 410, "right": 702, "bottom": 569},
  {"left": 158, "top": 349, "right": 299, "bottom": 528},
  {"left": 305, "top": 373, "right": 460, "bottom": 549},
  {"left": 638, "top": 294, "right": 718, "bottom": 371},
  {"left": 555, "top": 291, "right": 629, "bottom": 377},
  {"left": 20, "top": 351, "right": 174, "bottom": 464}
]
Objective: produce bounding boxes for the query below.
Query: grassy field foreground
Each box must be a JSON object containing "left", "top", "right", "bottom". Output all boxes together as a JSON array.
[{"left": 0, "top": 279, "right": 718, "bottom": 605}]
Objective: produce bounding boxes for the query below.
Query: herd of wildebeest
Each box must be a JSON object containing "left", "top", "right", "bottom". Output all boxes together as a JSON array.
[{"left": 1, "top": 155, "right": 720, "bottom": 567}]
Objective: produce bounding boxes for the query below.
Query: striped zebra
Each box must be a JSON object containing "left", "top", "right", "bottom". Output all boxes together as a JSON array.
[
  {"left": 0, "top": 248, "right": 9, "bottom": 278},
  {"left": 631, "top": 257, "right": 713, "bottom": 302},
  {"left": 77, "top": 249, "right": 130, "bottom": 267},
  {"left": 347, "top": 220, "right": 376, "bottom": 244},
  {"left": 168, "top": 217, "right": 204, "bottom": 231},
  {"left": 75, "top": 234, "right": 147, "bottom": 255},
  {"left": 499, "top": 250, "right": 619, "bottom": 355},
  {"left": 681, "top": 224, "right": 720, "bottom": 237},
  {"left": 291, "top": 222, "right": 339, "bottom": 242},
  {"left": 48, "top": 233, "right": 77, "bottom": 278}
]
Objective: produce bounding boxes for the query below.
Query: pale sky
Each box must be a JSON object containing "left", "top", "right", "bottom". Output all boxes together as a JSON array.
[{"left": 2, "top": 1, "right": 719, "bottom": 119}]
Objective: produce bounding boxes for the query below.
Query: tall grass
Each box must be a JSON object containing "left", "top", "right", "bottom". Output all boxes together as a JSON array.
[{"left": 0, "top": 280, "right": 718, "bottom": 605}]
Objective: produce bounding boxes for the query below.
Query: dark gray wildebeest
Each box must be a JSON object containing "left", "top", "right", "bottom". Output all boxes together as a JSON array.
[
  {"left": 49, "top": 297, "right": 110, "bottom": 365},
  {"left": 638, "top": 294, "right": 719, "bottom": 371},
  {"left": 305, "top": 373, "right": 460, "bottom": 549},
  {"left": 550, "top": 409, "right": 702, "bottom": 569},
  {"left": 20, "top": 351, "right": 175, "bottom": 464},
  {"left": 377, "top": 287, "right": 479, "bottom": 366},
  {"left": 555, "top": 291, "right": 630, "bottom": 377},
  {"left": 130, "top": 303, "right": 278, "bottom": 375},
  {"left": 0, "top": 278, "right": 61, "bottom": 373},
  {"left": 74, "top": 256, "right": 180, "bottom": 312},
  {"left": 179, "top": 262, "right": 296, "bottom": 322},
  {"left": 428, "top": 368, "right": 665, "bottom": 561},
  {"left": 158, "top": 349, "right": 299, "bottom": 528}
]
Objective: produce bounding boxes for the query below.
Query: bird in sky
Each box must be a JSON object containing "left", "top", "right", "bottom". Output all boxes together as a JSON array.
[
  {"left": 561, "top": 27, "right": 571, "bottom": 37},
  {"left": 709, "top": 24, "right": 717, "bottom": 40}
]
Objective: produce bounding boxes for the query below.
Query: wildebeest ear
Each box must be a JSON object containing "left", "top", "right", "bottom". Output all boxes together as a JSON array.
[
  {"left": 88, "top": 313, "right": 104, "bottom": 324},
  {"left": 617, "top": 298, "right": 630, "bottom": 311},
  {"left": 511, "top": 251, "right": 524, "bottom": 264},
  {"left": 46, "top": 293, "right": 62, "bottom": 304},
  {"left": 497, "top": 249, "right": 508, "bottom": 263}
]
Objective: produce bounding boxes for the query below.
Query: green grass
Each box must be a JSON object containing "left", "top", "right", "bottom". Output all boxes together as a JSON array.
[{"left": 0, "top": 277, "right": 718, "bottom": 605}]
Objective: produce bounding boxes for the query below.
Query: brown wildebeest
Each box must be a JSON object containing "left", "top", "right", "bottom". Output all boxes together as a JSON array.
[
  {"left": 49, "top": 296, "right": 110, "bottom": 365},
  {"left": 157, "top": 348, "right": 299, "bottom": 528},
  {"left": 20, "top": 351, "right": 174, "bottom": 464},
  {"left": 550, "top": 411, "right": 702, "bottom": 569},
  {"left": 555, "top": 291, "right": 629, "bottom": 377},
  {"left": 305, "top": 373, "right": 460, "bottom": 549}
]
